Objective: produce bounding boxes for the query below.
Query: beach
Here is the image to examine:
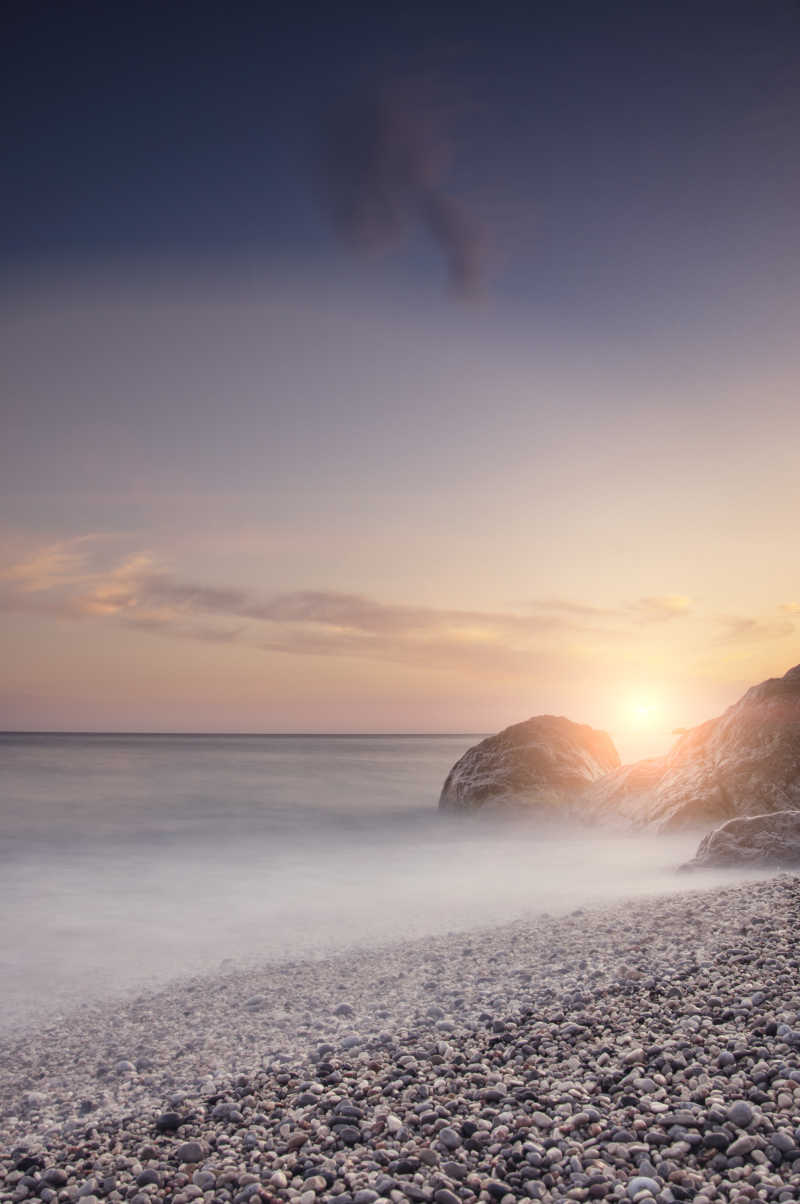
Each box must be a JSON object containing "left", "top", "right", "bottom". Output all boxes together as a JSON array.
[{"left": 2, "top": 875, "right": 800, "bottom": 1204}]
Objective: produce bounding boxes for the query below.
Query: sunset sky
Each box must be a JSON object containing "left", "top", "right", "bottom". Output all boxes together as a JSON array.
[{"left": 2, "top": 1, "right": 799, "bottom": 759}]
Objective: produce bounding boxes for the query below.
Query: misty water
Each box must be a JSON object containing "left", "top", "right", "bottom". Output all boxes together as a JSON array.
[{"left": 0, "top": 733, "right": 768, "bottom": 1032}]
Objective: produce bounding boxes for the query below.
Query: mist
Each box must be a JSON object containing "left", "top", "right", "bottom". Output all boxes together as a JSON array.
[{"left": 0, "top": 733, "right": 770, "bottom": 1034}]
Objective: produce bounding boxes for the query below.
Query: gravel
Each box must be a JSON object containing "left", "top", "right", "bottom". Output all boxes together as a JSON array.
[{"left": 3, "top": 875, "right": 800, "bottom": 1203}]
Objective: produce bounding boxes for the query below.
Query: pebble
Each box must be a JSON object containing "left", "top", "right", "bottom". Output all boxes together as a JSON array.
[
  {"left": 727, "top": 1100, "right": 755, "bottom": 1128},
  {"left": 627, "top": 1176, "right": 661, "bottom": 1198},
  {"left": 174, "top": 1140, "right": 206, "bottom": 1163},
  {"left": 2, "top": 877, "right": 800, "bottom": 1204}
]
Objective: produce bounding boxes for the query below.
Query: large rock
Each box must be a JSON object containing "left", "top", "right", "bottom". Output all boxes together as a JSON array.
[
  {"left": 681, "top": 810, "right": 800, "bottom": 870},
  {"left": 589, "top": 664, "right": 800, "bottom": 830},
  {"left": 438, "top": 715, "right": 620, "bottom": 814}
]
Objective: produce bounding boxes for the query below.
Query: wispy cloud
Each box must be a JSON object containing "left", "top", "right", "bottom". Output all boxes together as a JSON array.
[
  {"left": 3, "top": 534, "right": 110, "bottom": 592},
  {"left": 522, "top": 597, "right": 621, "bottom": 619},
  {"left": 714, "top": 614, "right": 796, "bottom": 644},
  {"left": 2, "top": 538, "right": 795, "bottom": 676},
  {"left": 629, "top": 594, "right": 693, "bottom": 622}
]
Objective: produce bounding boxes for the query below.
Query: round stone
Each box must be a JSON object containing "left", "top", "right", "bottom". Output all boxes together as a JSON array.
[
  {"left": 727, "top": 1100, "right": 754, "bottom": 1129},
  {"left": 175, "top": 1141, "right": 207, "bottom": 1164},
  {"left": 438, "top": 1126, "right": 461, "bottom": 1149}
]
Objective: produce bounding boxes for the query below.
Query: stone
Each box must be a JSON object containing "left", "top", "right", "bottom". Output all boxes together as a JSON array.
[
  {"left": 726, "top": 1101, "right": 755, "bottom": 1129},
  {"left": 627, "top": 1178, "right": 660, "bottom": 1199},
  {"left": 42, "top": 1171, "right": 67, "bottom": 1189},
  {"left": 174, "top": 1141, "right": 207, "bottom": 1164},
  {"left": 682, "top": 810, "right": 800, "bottom": 870},
  {"left": 156, "top": 1111, "right": 183, "bottom": 1132},
  {"left": 439, "top": 715, "right": 619, "bottom": 813},
  {"left": 336, "top": 1125, "right": 361, "bottom": 1145}
]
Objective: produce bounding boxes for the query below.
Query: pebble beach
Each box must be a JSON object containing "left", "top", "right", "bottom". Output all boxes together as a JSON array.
[{"left": 2, "top": 876, "right": 800, "bottom": 1204}]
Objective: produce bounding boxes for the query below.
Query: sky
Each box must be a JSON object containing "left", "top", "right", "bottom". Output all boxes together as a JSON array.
[{"left": 2, "top": 0, "right": 799, "bottom": 759}]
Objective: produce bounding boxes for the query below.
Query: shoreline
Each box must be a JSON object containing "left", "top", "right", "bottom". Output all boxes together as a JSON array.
[{"left": 2, "top": 875, "right": 800, "bottom": 1202}]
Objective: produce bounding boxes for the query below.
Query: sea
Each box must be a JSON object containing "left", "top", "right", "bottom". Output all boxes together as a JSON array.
[{"left": 0, "top": 732, "right": 763, "bottom": 1032}]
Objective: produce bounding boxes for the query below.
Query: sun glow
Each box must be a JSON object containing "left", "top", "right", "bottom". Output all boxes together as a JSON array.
[{"left": 630, "top": 699, "right": 659, "bottom": 724}]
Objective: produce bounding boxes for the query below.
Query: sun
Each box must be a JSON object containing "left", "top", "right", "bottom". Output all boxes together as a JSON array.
[{"left": 630, "top": 699, "right": 658, "bottom": 724}]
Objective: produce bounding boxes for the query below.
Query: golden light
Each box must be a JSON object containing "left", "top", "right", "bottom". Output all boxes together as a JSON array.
[{"left": 630, "top": 699, "right": 659, "bottom": 725}]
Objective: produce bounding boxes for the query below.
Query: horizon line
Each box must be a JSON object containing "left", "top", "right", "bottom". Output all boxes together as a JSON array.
[{"left": 0, "top": 729, "right": 487, "bottom": 738}]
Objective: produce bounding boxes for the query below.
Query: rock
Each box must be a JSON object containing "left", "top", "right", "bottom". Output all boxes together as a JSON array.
[
  {"left": 627, "top": 1178, "right": 660, "bottom": 1199},
  {"left": 156, "top": 1111, "right": 183, "bottom": 1132},
  {"left": 439, "top": 715, "right": 619, "bottom": 813},
  {"left": 726, "top": 1100, "right": 755, "bottom": 1128},
  {"left": 434, "top": 1191, "right": 461, "bottom": 1204},
  {"left": 42, "top": 1171, "right": 67, "bottom": 1189},
  {"left": 727, "top": 1134, "right": 756, "bottom": 1157},
  {"left": 584, "top": 756, "right": 668, "bottom": 823},
  {"left": 681, "top": 810, "right": 800, "bottom": 870},
  {"left": 438, "top": 1126, "right": 461, "bottom": 1149},
  {"left": 174, "top": 1141, "right": 207, "bottom": 1164},
  {"left": 438, "top": 664, "right": 800, "bottom": 829},
  {"left": 590, "top": 663, "right": 800, "bottom": 830},
  {"left": 336, "top": 1125, "right": 361, "bottom": 1145},
  {"left": 137, "top": 1170, "right": 162, "bottom": 1187}
]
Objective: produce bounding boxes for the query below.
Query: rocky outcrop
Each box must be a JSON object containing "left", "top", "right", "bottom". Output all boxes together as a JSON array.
[
  {"left": 585, "top": 756, "right": 668, "bottom": 826},
  {"left": 589, "top": 664, "right": 800, "bottom": 831},
  {"left": 440, "top": 664, "right": 800, "bottom": 828},
  {"left": 681, "top": 810, "right": 800, "bottom": 869},
  {"left": 438, "top": 715, "right": 620, "bottom": 814}
]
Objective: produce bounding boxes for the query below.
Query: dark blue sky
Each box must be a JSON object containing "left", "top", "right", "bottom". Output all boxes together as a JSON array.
[{"left": 5, "top": 0, "right": 800, "bottom": 304}]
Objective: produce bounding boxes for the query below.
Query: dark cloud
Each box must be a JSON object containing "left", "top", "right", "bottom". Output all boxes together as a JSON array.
[{"left": 321, "top": 77, "right": 485, "bottom": 295}]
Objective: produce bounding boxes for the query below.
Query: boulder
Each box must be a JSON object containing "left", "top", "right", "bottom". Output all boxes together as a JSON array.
[
  {"left": 438, "top": 715, "right": 620, "bottom": 814},
  {"left": 680, "top": 810, "right": 800, "bottom": 870},
  {"left": 587, "top": 664, "right": 800, "bottom": 830},
  {"left": 585, "top": 755, "right": 667, "bottom": 825},
  {"left": 440, "top": 664, "right": 800, "bottom": 829}
]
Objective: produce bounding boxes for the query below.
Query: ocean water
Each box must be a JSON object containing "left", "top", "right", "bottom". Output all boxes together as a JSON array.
[{"left": 0, "top": 733, "right": 766, "bottom": 1031}]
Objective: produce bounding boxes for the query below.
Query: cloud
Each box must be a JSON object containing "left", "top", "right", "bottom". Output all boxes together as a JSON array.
[
  {"left": 629, "top": 594, "right": 693, "bottom": 622},
  {"left": 523, "top": 597, "right": 622, "bottom": 619},
  {"left": 715, "top": 615, "right": 796, "bottom": 644},
  {"left": 3, "top": 534, "right": 109, "bottom": 592},
  {"left": 320, "top": 75, "right": 485, "bottom": 295},
  {"left": 0, "top": 541, "right": 605, "bottom": 676},
  {"left": 3, "top": 538, "right": 794, "bottom": 679}
]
